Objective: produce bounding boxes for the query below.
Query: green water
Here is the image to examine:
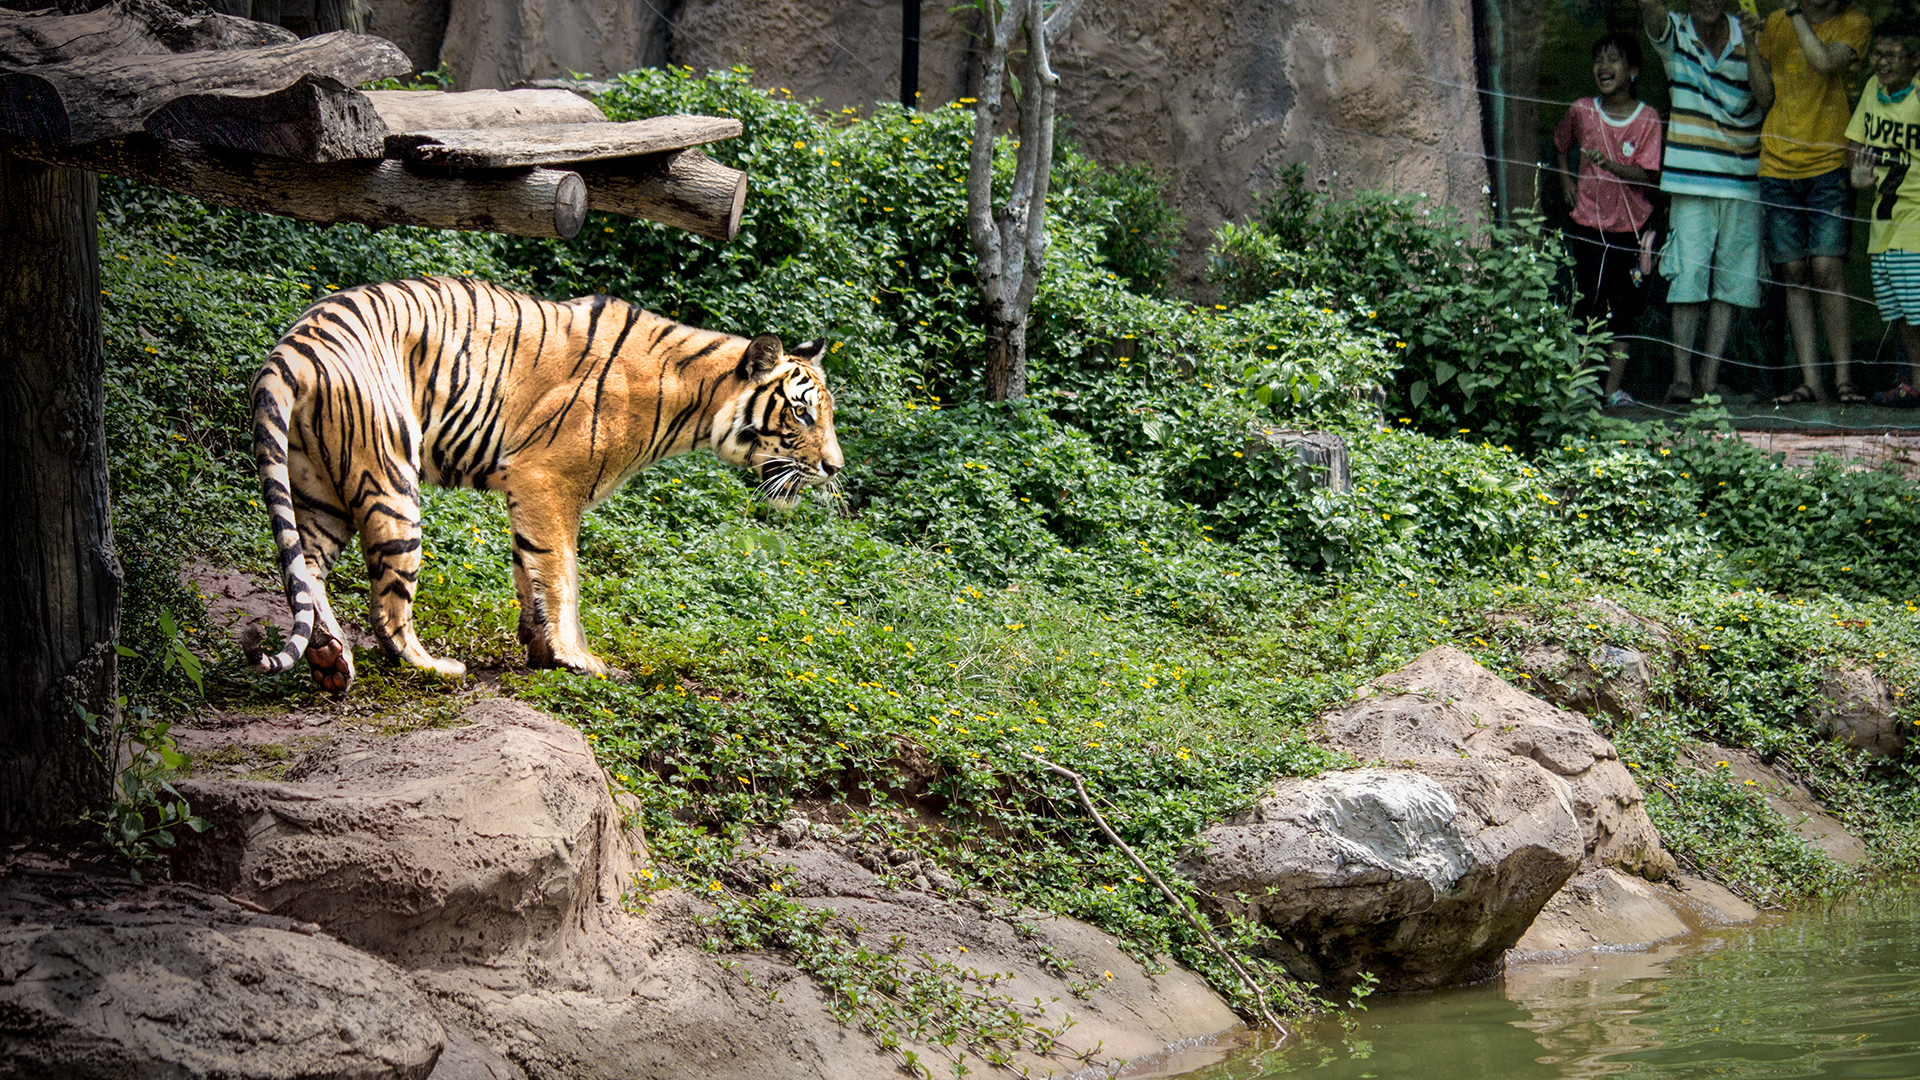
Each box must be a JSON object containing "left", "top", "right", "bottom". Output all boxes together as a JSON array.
[{"left": 1166, "top": 889, "right": 1920, "bottom": 1080}]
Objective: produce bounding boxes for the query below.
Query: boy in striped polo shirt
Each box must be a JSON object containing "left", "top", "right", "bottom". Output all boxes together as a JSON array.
[
  {"left": 1639, "top": 0, "right": 1767, "bottom": 403},
  {"left": 1846, "top": 19, "right": 1920, "bottom": 407}
]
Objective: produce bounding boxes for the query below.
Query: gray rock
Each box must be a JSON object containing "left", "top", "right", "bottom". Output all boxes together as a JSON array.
[
  {"left": 1520, "top": 641, "right": 1655, "bottom": 722},
  {"left": 1807, "top": 665, "right": 1904, "bottom": 759},
  {"left": 174, "top": 699, "right": 641, "bottom": 968},
  {"left": 1178, "top": 759, "right": 1582, "bottom": 991},
  {"left": 1340, "top": 645, "right": 1676, "bottom": 881},
  {"left": 0, "top": 871, "right": 444, "bottom": 1080},
  {"left": 170, "top": 697, "right": 1243, "bottom": 1079},
  {"left": 1510, "top": 869, "right": 1760, "bottom": 957}
]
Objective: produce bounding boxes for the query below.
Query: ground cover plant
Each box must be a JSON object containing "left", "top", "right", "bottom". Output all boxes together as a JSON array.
[{"left": 97, "top": 67, "right": 1920, "bottom": 1056}]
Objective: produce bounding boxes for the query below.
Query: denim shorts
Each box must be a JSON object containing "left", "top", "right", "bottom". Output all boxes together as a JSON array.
[{"left": 1760, "top": 169, "right": 1855, "bottom": 265}]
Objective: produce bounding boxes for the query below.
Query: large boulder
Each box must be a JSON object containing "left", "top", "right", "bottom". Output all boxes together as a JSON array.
[
  {"left": 1328, "top": 646, "right": 1676, "bottom": 881},
  {"left": 1176, "top": 759, "right": 1582, "bottom": 990},
  {"left": 173, "top": 698, "right": 1243, "bottom": 1079},
  {"left": 174, "top": 699, "right": 638, "bottom": 967},
  {"left": 1806, "top": 665, "right": 1904, "bottom": 760},
  {"left": 0, "top": 862, "right": 444, "bottom": 1080}
]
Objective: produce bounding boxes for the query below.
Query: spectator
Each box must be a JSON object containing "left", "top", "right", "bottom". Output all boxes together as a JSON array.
[
  {"left": 1751, "top": 0, "right": 1871, "bottom": 405},
  {"left": 1556, "top": 32, "right": 1665, "bottom": 408},
  {"left": 1639, "top": 0, "right": 1768, "bottom": 403},
  {"left": 1845, "top": 19, "right": 1920, "bottom": 408}
]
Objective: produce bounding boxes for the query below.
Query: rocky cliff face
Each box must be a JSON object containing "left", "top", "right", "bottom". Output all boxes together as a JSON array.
[{"left": 411, "top": 0, "right": 1488, "bottom": 289}]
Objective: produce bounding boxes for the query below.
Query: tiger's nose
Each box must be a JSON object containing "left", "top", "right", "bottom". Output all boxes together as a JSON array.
[{"left": 821, "top": 460, "right": 841, "bottom": 477}]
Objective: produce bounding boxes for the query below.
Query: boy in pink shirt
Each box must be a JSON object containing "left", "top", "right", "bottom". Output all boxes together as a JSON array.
[{"left": 1556, "top": 31, "right": 1665, "bottom": 406}]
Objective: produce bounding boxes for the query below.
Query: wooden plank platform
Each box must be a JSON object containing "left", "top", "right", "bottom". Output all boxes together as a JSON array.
[{"left": 387, "top": 115, "right": 742, "bottom": 168}]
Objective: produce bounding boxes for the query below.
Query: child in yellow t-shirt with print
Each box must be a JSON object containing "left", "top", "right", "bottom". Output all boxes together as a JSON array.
[
  {"left": 1750, "top": 0, "right": 1871, "bottom": 405},
  {"left": 1845, "top": 18, "right": 1920, "bottom": 407}
]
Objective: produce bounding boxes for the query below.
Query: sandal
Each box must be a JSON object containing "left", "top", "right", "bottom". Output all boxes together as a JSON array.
[
  {"left": 1665, "top": 381, "right": 1694, "bottom": 404},
  {"left": 1773, "top": 383, "right": 1819, "bottom": 405},
  {"left": 1875, "top": 382, "right": 1920, "bottom": 408},
  {"left": 1837, "top": 384, "right": 1868, "bottom": 405}
]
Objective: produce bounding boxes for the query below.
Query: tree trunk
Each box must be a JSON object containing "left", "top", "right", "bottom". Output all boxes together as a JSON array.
[
  {"left": 0, "top": 150, "right": 119, "bottom": 837},
  {"left": 983, "top": 308, "right": 1027, "bottom": 402}
]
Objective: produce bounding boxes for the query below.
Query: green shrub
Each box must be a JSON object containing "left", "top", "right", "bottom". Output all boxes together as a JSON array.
[{"left": 1209, "top": 166, "right": 1607, "bottom": 447}]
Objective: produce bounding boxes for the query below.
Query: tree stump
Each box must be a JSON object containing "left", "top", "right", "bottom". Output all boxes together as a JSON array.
[{"left": 1244, "top": 429, "right": 1351, "bottom": 493}]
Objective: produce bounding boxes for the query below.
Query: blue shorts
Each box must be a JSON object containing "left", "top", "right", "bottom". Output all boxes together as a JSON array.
[
  {"left": 1760, "top": 170, "right": 1854, "bottom": 265},
  {"left": 1871, "top": 250, "right": 1920, "bottom": 323},
  {"left": 1660, "top": 193, "right": 1764, "bottom": 308}
]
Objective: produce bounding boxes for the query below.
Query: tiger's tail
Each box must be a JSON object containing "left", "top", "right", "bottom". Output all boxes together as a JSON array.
[{"left": 247, "top": 351, "right": 322, "bottom": 676}]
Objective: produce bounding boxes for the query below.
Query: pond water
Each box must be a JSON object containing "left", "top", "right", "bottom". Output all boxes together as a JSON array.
[{"left": 1148, "top": 888, "right": 1920, "bottom": 1080}]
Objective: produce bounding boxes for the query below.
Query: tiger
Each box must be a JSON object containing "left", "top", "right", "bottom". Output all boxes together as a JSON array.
[{"left": 244, "top": 276, "right": 843, "bottom": 694}]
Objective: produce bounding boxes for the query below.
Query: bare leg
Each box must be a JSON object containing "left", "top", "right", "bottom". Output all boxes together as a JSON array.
[
  {"left": 1901, "top": 319, "right": 1920, "bottom": 388},
  {"left": 1697, "top": 299, "right": 1736, "bottom": 394},
  {"left": 1605, "top": 345, "right": 1629, "bottom": 396},
  {"left": 1670, "top": 301, "right": 1704, "bottom": 391},
  {"left": 1778, "top": 258, "right": 1823, "bottom": 397},
  {"left": 1813, "top": 255, "right": 1853, "bottom": 393}
]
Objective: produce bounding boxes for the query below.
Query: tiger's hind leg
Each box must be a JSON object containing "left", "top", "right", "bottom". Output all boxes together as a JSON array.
[
  {"left": 357, "top": 477, "right": 466, "bottom": 679},
  {"left": 512, "top": 557, "right": 559, "bottom": 669},
  {"left": 292, "top": 496, "right": 358, "bottom": 694}
]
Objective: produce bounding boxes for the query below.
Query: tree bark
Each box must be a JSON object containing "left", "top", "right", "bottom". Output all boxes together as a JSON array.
[
  {"left": 575, "top": 147, "right": 746, "bottom": 242},
  {"left": 0, "top": 150, "right": 118, "bottom": 837},
  {"left": 0, "top": 29, "right": 411, "bottom": 147},
  {"left": 966, "top": 0, "right": 1080, "bottom": 402},
  {"left": 982, "top": 309, "right": 1028, "bottom": 403},
  {"left": 16, "top": 136, "right": 590, "bottom": 238}
]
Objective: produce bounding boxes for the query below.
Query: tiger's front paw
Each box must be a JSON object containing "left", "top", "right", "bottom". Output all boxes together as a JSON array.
[
  {"left": 425, "top": 656, "right": 467, "bottom": 678},
  {"left": 554, "top": 649, "right": 626, "bottom": 681}
]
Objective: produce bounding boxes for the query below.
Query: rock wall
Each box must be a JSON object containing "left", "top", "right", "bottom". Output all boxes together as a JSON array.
[{"left": 420, "top": 0, "right": 1490, "bottom": 289}]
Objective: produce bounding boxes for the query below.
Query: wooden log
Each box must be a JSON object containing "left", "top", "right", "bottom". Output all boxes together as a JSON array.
[
  {"left": 387, "top": 115, "right": 742, "bottom": 169},
  {"left": 145, "top": 73, "right": 388, "bottom": 162},
  {"left": 0, "top": 0, "right": 294, "bottom": 68},
  {"left": 0, "top": 29, "right": 410, "bottom": 146},
  {"left": 12, "top": 135, "right": 588, "bottom": 238},
  {"left": 577, "top": 147, "right": 747, "bottom": 242},
  {"left": 362, "top": 88, "right": 606, "bottom": 132}
]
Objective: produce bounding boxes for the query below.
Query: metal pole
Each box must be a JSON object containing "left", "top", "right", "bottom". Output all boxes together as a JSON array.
[{"left": 902, "top": 0, "right": 920, "bottom": 110}]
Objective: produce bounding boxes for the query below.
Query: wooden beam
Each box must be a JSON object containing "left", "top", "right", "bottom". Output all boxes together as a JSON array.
[
  {"left": 0, "top": 29, "right": 410, "bottom": 146},
  {"left": 362, "top": 88, "right": 605, "bottom": 132},
  {"left": 13, "top": 136, "right": 588, "bottom": 239},
  {"left": 0, "top": 0, "right": 295, "bottom": 68},
  {"left": 578, "top": 148, "right": 747, "bottom": 242},
  {"left": 145, "top": 74, "right": 387, "bottom": 163},
  {"left": 388, "top": 115, "right": 742, "bottom": 169}
]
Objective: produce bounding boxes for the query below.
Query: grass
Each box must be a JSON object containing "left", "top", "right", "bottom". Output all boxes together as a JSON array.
[{"left": 87, "top": 70, "right": 1920, "bottom": 1053}]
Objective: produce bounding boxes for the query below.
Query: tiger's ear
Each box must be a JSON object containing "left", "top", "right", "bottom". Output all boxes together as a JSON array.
[
  {"left": 740, "top": 334, "right": 785, "bottom": 382},
  {"left": 791, "top": 338, "right": 826, "bottom": 363}
]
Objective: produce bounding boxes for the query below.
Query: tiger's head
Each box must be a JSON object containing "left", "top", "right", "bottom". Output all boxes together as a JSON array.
[{"left": 716, "top": 334, "right": 844, "bottom": 509}]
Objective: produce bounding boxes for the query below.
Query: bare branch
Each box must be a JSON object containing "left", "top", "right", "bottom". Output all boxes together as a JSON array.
[
  {"left": 1042, "top": 0, "right": 1087, "bottom": 45},
  {"left": 1017, "top": 751, "right": 1289, "bottom": 1036}
]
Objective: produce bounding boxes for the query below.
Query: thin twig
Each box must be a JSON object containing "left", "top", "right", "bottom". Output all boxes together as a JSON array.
[{"left": 1017, "top": 751, "right": 1287, "bottom": 1038}]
